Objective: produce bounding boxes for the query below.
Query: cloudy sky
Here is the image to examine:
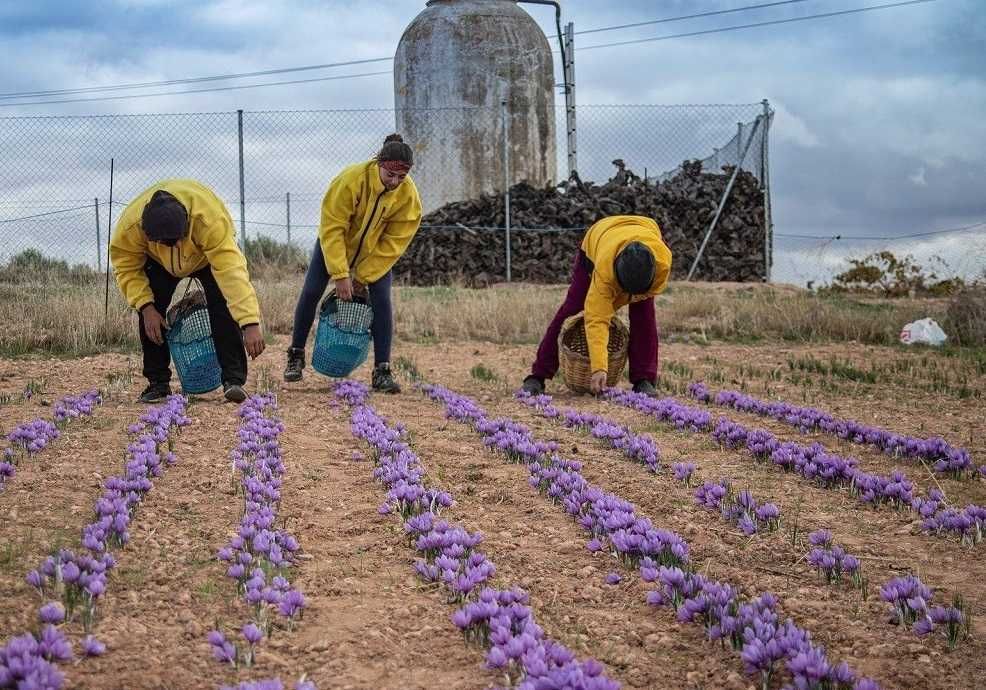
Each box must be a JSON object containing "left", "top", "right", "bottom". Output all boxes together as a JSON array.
[{"left": 1, "top": 0, "right": 984, "bottom": 284}]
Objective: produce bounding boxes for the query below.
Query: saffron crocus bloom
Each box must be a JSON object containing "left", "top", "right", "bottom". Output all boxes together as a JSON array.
[
  {"left": 81, "top": 635, "right": 106, "bottom": 656},
  {"left": 38, "top": 624, "right": 73, "bottom": 662},
  {"left": 605, "top": 572, "right": 621, "bottom": 585},
  {"left": 38, "top": 602, "right": 65, "bottom": 625},
  {"left": 242, "top": 622, "right": 264, "bottom": 645}
]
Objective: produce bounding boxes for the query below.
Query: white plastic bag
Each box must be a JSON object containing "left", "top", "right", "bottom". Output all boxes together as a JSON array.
[{"left": 899, "top": 318, "right": 947, "bottom": 346}]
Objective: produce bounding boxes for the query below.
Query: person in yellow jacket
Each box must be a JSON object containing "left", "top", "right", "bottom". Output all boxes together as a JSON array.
[
  {"left": 522, "top": 215, "right": 672, "bottom": 396},
  {"left": 284, "top": 134, "right": 422, "bottom": 393},
  {"left": 111, "top": 179, "right": 265, "bottom": 404}
]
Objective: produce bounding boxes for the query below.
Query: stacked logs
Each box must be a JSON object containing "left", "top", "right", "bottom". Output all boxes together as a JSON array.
[{"left": 393, "top": 160, "right": 767, "bottom": 285}]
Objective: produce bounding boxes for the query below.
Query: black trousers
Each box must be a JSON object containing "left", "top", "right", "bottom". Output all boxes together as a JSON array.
[{"left": 139, "top": 259, "right": 247, "bottom": 387}]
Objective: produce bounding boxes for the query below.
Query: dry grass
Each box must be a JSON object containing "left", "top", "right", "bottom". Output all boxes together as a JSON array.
[
  {"left": 0, "top": 272, "right": 962, "bottom": 357},
  {"left": 660, "top": 288, "right": 939, "bottom": 345}
]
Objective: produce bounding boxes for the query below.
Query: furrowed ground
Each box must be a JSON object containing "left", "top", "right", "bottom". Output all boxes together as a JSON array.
[{"left": 0, "top": 282, "right": 984, "bottom": 690}]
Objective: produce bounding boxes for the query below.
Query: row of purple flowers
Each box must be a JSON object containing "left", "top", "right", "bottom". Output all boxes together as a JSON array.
[
  {"left": 3, "top": 396, "right": 189, "bottom": 690},
  {"left": 422, "top": 383, "right": 879, "bottom": 690},
  {"left": 687, "top": 383, "right": 980, "bottom": 479},
  {"left": 335, "top": 380, "right": 620, "bottom": 690}
]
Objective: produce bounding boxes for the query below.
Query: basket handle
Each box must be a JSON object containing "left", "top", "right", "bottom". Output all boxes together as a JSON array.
[
  {"left": 320, "top": 289, "right": 370, "bottom": 315},
  {"left": 177, "top": 276, "right": 207, "bottom": 304}
]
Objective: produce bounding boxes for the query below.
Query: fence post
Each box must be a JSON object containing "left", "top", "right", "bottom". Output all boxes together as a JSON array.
[
  {"left": 94, "top": 197, "right": 101, "bottom": 272},
  {"left": 286, "top": 192, "right": 292, "bottom": 247},
  {"left": 737, "top": 122, "right": 743, "bottom": 162},
  {"left": 564, "top": 21, "right": 578, "bottom": 179},
  {"left": 761, "top": 99, "right": 773, "bottom": 282},
  {"left": 104, "top": 159, "right": 115, "bottom": 321},
  {"left": 237, "top": 109, "right": 246, "bottom": 248},
  {"left": 502, "top": 98, "right": 511, "bottom": 282},
  {"left": 686, "top": 115, "right": 763, "bottom": 281}
]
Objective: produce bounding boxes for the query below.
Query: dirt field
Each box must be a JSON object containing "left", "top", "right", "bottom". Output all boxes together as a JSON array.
[{"left": 0, "top": 335, "right": 983, "bottom": 690}]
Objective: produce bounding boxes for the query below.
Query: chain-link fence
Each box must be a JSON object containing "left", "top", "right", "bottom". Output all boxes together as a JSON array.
[
  {"left": 772, "top": 225, "right": 986, "bottom": 289},
  {"left": 0, "top": 103, "right": 770, "bottom": 275}
]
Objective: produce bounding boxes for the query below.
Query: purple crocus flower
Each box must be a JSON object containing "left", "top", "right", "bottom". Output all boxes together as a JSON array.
[
  {"left": 242, "top": 623, "right": 264, "bottom": 645},
  {"left": 38, "top": 602, "right": 65, "bottom": 625},
  {"left": 81, "top": 635, "right": 106, "bottom": 657}
]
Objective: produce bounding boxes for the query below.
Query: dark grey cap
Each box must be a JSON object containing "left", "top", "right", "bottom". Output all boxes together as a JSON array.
[
  {"left": 614, "top": 241, "right": 656, "bottom": 294},
  {"left": 141, "top": 190, "right": 188, "bottom": 244}
]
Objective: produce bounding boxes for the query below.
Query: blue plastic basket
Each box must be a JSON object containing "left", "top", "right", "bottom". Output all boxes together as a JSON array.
[
  {"left": 166, "top": 299, "right": 222, "bottom": 394},
  {"left": 312, "top": 293, "right": 373, "bottom": 378}
]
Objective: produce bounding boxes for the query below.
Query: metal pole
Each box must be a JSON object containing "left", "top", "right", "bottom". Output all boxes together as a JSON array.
[
  {"left": 761, "top": 99, "right": 773, "bottom": 282},
  {"left": 286, "top": 192, "right": 291, "bottom": 247},
  {"left": 737, "top": 122, "right": 743, "bottom": 162},
  {"left": 94, "top": 197, "right": 101, "bottom": 272},
  {"left": 502, "top": 98, "right": 511, "bottom": 282},
  {"left": 686, "top": 116, "right": 763, "bottom": 281},
  {"left": 104, "top": 159, "right": 115, "bottom": 320},
  {"left": 564, "top": 21, "right": 578, "bottom": 179},
  {"left": 237, "top": 109, "right": 246, "bottom": 248}
]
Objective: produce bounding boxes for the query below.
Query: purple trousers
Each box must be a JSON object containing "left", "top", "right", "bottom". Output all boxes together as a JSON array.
[{"left": 531, "top": 250, "right": 659, "bottom": 384}]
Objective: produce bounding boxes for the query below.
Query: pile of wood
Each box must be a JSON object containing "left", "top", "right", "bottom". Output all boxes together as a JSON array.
[{"left": 394, "top": 160, "right": 767, "bottom": 285}]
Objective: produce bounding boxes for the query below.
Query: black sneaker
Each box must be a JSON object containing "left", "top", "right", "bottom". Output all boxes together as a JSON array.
[
  {"left": 138, "top": 383, "right": 171, "bottom": 404},
  {"left": 521, "top": 376, "right": 545, "bottom": 395},
  {"left": 632, "top": 380, "right": 658, "bottom": 398},
  {"left": 284, "top": 347, "right": 305, "bottom": 382},
  {"left": 223, "top": 383, "right": 247, "bottom": 403},
  {"left": 371, "top": 363, "right": 401, "bottom": 394}
]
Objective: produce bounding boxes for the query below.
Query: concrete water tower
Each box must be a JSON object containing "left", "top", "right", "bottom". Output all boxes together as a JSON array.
[{"left": 394, "top": 0, "right": 557, "bottom": 212}]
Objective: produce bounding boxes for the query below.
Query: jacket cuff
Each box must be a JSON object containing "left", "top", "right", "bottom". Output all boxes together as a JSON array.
[
  {"left": 240, "top": 322, "right": 259, "bottom": 329},
  {"left": 330, "top": 271, "right": 350, "bottom": 280}
]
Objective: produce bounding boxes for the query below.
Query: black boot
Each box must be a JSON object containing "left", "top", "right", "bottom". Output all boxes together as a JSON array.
[
  {"left": 372, "top": 363, "right": 401, "bottom": 394},
  {"left": 137, "top": 382, "right": 171, "bottom": 404},
  {"left": 521, "top": 375, "right": 545, "bottom": 395},
  {"left": 632, "top": 379, "right": 658, "bottom": 398},
  {"left": 223, "top": 382, "right": 247, "bottom": 403},
  {"left": 284, "top": 347, "right": 305, "bottom": 382}
]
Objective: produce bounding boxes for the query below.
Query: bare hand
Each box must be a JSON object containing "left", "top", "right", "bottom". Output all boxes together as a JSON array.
[
  {"left": 142, "top": 305, "right": 167, "bottom": 346},
  {"left": 243, "top": 324, "right": 265, "bottom": 359},
  {"left": 352, "top": 279, "right": 367, "bottom": 297},
  {"left": 335, "top": 277, "right": 353, "bottom": 301},
  {"left": 590, "top": 371, "right": 608, "bottom": 395}
]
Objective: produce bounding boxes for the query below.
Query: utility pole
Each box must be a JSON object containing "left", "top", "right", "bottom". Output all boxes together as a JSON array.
[{"left": 563, "top": 21, "right": 577, "bottom": 178}]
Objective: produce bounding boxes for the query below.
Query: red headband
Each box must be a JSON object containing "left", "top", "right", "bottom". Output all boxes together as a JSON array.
[{"left": 380, "top": 160, "right": 411, "bottom": 173}]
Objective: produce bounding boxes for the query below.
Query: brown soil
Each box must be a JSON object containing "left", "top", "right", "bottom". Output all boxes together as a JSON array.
[{"left": 0, "top": 337, "right": 983, "bottom": 690}]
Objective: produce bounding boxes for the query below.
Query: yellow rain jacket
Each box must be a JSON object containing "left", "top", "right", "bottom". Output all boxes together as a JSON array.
[
  {"left": 581, "top": 215, "right": 673, "bottom": 373},
  {"left": 110, "top": 179, "right": 261, "bottom": 326},
  {"left": 318, "top": 160, "right": 423, "bottom": 284}
]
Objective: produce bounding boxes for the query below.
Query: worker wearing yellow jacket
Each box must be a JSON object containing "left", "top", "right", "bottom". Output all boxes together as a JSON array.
[
  {"left": 284, "top": 134, "right": 422, "bottom": 393},
  {"left": 111, "top": 179, "right": 265, "bottom": 404},
  {"left": 523, "top": 215, "right": 672, "bottom": 396}
]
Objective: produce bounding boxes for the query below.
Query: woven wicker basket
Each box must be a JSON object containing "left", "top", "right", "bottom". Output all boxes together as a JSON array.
[{"left": 558, "top": 312, "right": 629, "bottom": 394}]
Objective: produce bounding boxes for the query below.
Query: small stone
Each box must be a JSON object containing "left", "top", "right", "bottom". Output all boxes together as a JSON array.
[
  {"left": 643, "top": 633, "right": 671, "bottom": 651},
  {"left": 871, "top": 643, "right": 895, "bottom": 656}
]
